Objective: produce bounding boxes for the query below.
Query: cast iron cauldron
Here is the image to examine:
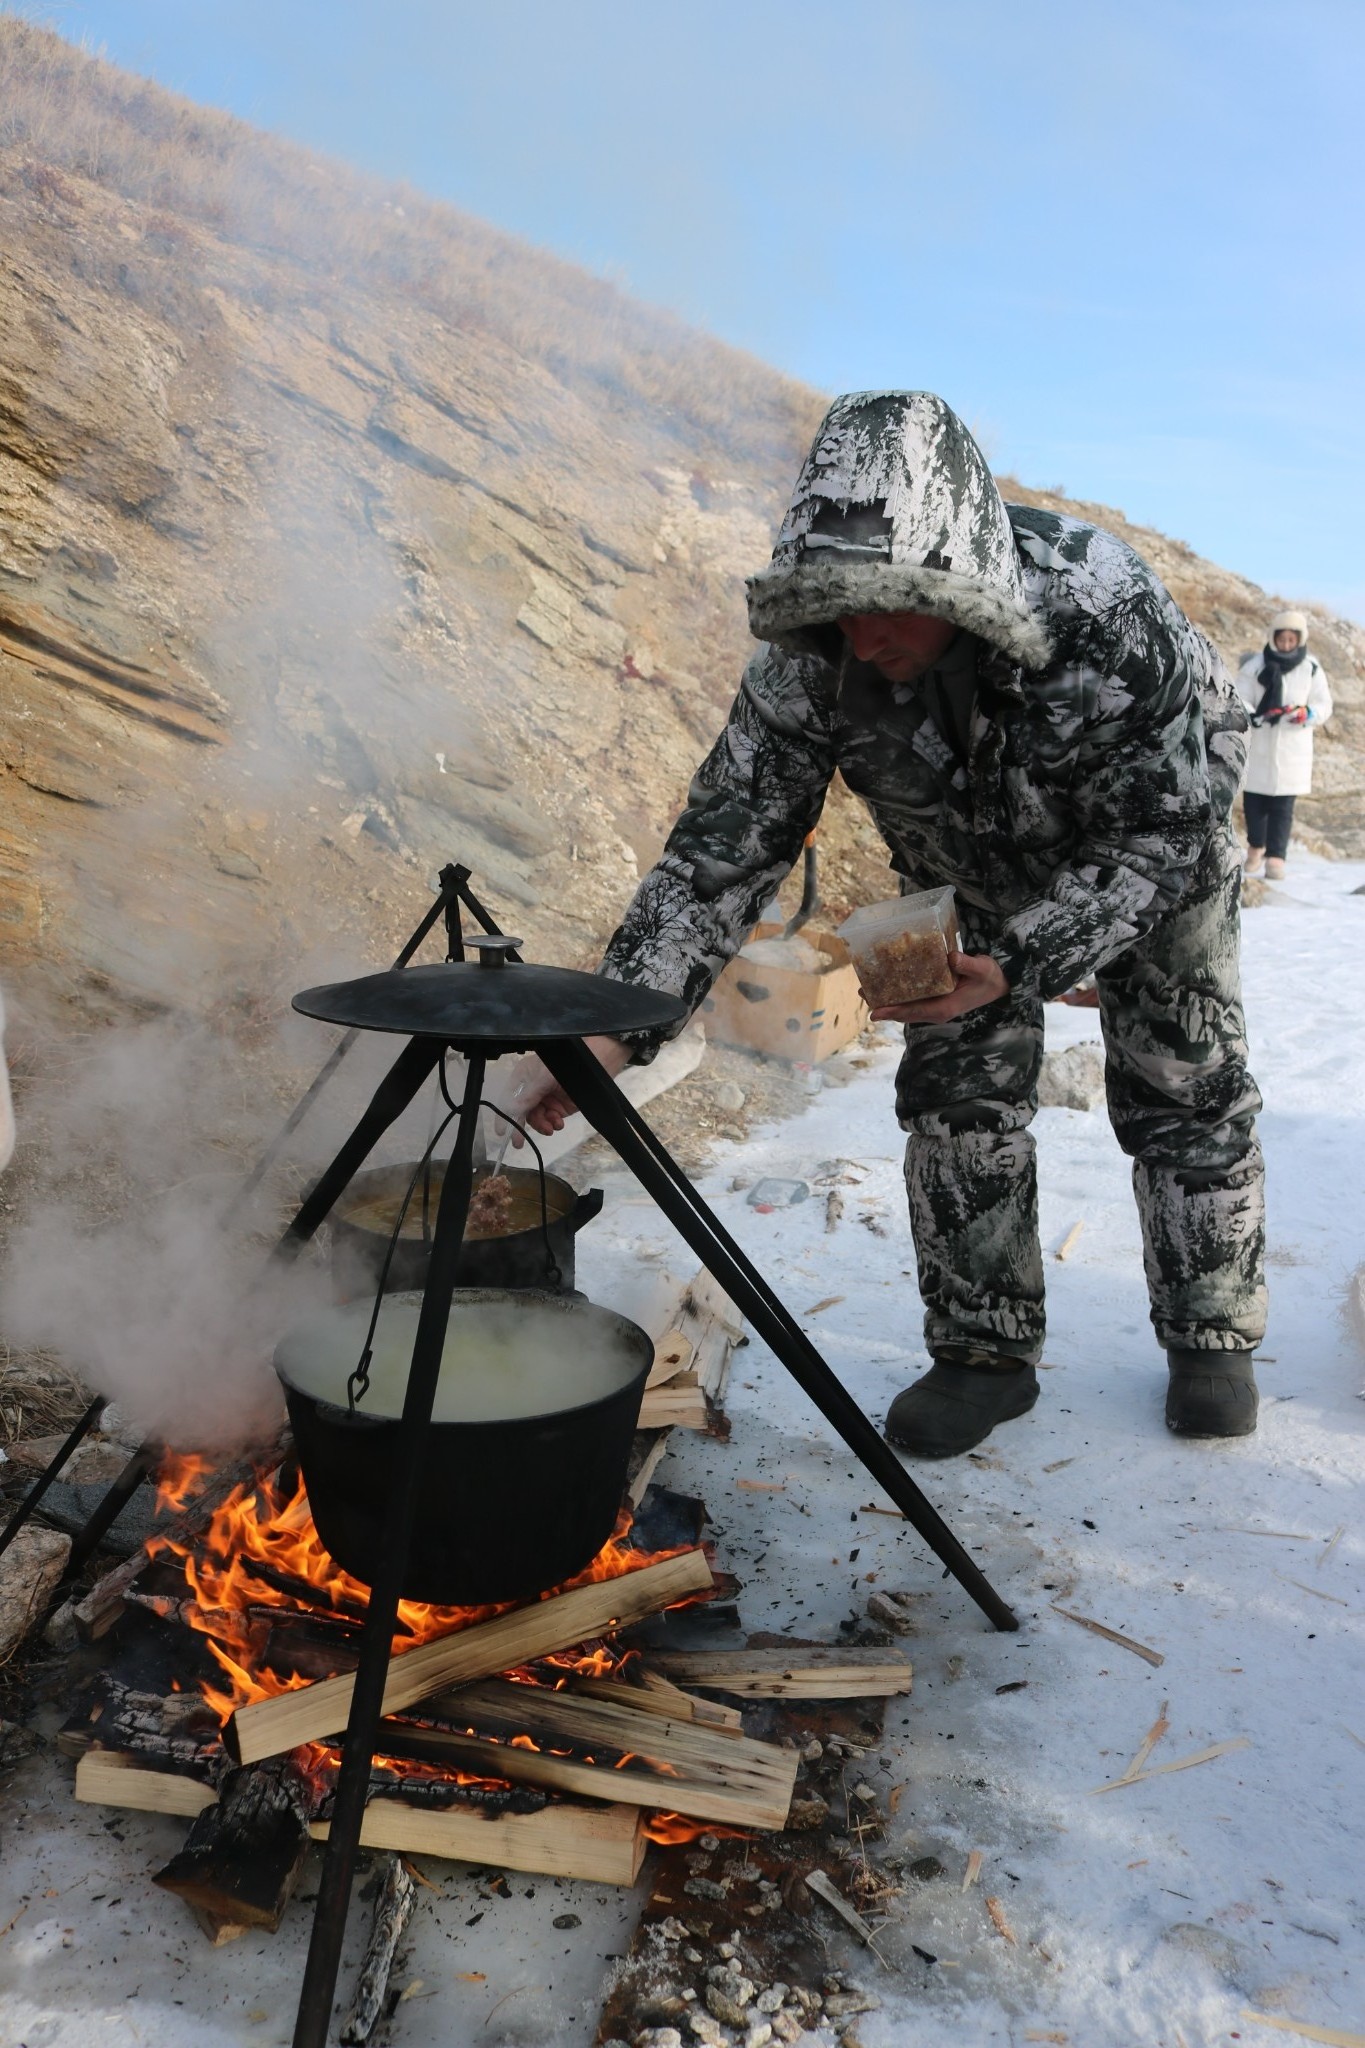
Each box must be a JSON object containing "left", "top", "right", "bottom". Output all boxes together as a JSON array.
[
  {"left": 273, "top": 1289, "right": 651, "bottom": 1604},
  {"left": 328, "top": 1162, "right": 603, "bottom": 1299}
]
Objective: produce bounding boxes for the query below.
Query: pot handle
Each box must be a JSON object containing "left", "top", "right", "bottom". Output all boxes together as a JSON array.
[{"left": 570, "top": 1187, "right": 605, "bottom": 1232}]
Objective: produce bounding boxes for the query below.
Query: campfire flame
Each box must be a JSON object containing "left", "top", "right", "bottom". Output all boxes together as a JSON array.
[
  {"left": 145, "top": 1451, "right": 710, "bottom": 1823},
  {"left": 155, "top": 1449, "right": 215, "bottom": 1515},
  {"left": 148, "top": 1451, "right": 690, "bottom": 1734},
  {"left": 643, "top": 1813, "right": 749, "bottom": 1845}
]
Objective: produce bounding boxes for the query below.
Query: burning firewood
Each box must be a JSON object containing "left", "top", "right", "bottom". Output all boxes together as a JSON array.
[
  {"left": 226, "top": 1547, "right": 715, "bottom": 1765},
  {"left": 77, "top": 1749, "right": 646, "bottom": 1887},
  {"left": 72, "top": 1438, "right": 287, "bottom": 1640},
  {"left": 377, "top": 1675, "right": 800, "bottom": 1830}
]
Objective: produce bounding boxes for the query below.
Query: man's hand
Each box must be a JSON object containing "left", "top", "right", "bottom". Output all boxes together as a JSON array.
[
  {"left": 868, "top": 950, "right": 1011, "bottom": 1027},
  {"left": 502, "top": 1035, "right": 633, "bottom": 1139}
]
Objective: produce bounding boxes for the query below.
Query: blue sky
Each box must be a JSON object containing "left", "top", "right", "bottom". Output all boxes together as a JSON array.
[{"left": 19, "top": 0, "right": 1365, "bottom": 619}]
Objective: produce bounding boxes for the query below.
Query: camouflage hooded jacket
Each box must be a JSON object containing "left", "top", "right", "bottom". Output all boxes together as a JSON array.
[{"left": 601, "top": 392, "right": 1247, "bottom": 1029}]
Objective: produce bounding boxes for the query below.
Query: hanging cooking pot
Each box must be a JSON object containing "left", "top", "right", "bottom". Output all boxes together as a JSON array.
[
  {"left": 328, "top": 1161, "right": 604, "bottom": 1298},
  {"left": 273, "top": 1288, "right": 651, "bottom": 1604}
]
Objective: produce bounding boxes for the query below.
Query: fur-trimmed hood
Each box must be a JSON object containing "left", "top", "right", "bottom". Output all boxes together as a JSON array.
[{"left": 746, "top": 390, "right": 1053, "bottom": 671}]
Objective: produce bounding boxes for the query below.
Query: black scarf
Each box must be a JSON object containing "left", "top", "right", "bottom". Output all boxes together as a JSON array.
[{"left": 1256, "top": 639, "right": 1307, "bottom": 717}]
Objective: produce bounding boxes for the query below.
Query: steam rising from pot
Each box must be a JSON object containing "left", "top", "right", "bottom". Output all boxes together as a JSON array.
[{"left": 0, "top": 1018, "right": 334, "bottom": 1451}]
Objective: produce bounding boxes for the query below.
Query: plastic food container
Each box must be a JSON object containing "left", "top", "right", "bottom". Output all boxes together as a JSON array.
[{"left": 837, "top": 887, "right": 960, "bottom": 1007}]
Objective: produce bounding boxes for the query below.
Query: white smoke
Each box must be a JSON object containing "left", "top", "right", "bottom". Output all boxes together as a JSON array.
[{"left": 0, "top": 1018, "right": 335, "bottom": 1451}]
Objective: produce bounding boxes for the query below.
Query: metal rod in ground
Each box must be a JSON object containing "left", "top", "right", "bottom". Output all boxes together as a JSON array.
[
  {"left": 58, "top": 1438, "right": 161, "bottom": 1587},
  {"left": 0, "top": 1397, "right": 105, "bottom": 1564},
  {"left": 276, "top": 1037, "right": 445, "bottom": 1257},
  {"left": 545, "top": 1040, "right": 1018, "bottom": 1634},
  {"left": 227, "top": 873, "right": 464, "bottom": 1224},
  {"left": 291, "top": 1051, "right": 486, "bottom": 2048},
  {"left": 340, "top": 1854, "right": 417, "bottom": 2045}
]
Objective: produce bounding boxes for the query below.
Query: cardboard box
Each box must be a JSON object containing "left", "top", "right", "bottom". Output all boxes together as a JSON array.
[{"left": 700, "top": 925, "right": 868, "bottom": 1063}]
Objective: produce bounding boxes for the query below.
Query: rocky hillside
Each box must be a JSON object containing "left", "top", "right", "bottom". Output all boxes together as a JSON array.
[{"left": 2, "top": 18, "right": 1362, "bottom": 1042}]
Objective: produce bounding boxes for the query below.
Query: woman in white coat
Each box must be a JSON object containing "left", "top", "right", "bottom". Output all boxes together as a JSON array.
[{"left": 1235, "top": 608, "right": 1332, "bottom": 880}]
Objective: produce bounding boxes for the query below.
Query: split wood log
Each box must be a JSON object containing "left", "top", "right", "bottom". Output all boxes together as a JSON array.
[
  {"left": 636, "top": 1667, "right": 743, "bottom": 1730},
  {"left": 677, "top": 1272, "right": 742, "bottom": 1405},
  {"left": 684, "top": 1270, "right": 744, "bottom": 1341},
  {"left": 80, "top": 1750, "right": 641, "bottom": 1885},
  {"left": 83, "top": 1743, "right": 545, "bottom": 1816},
  {"left": 310, "top": 1797, "right": 645, "bottom": 1886},
  {"left": 646, "top": 1332, "right": 695, "bottom": 1389},
  {"left": 426, "top": 1676, "right": 751, "bottom": 1760},
  {"left": 624, "top": 1431, "right": 670, "bottom": 1508},
  {"left": 341, "top": 1854, "right": 417, "bottom": 2046},
  {"left": 568, "top": 1672, "right": 743, "bottom": 1731},
  {"left": 227, "top": 1547, "right": 714, "bottom": 1766},
  {"left": 152, "top": 1758, "right": 312, "bottom": 1931},
  {"left": 637, "top": 1381, "right": 708, "bottom": 1432},
  {"left": 75, "top": 1747, "right": 217, "bottom": 1818},
  {"left": 376, "top": 1710, "right": 797, "bottom": 1831},
  {"left": 647, "top": 1646, "right": 914, "bottom": 1699},
  {"left": 69, "top": 1551, "right": 145, "bottom": 1641}
]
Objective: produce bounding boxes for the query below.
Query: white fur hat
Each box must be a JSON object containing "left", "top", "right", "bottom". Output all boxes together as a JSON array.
[
  {"left": 746, "top": 391, "right": 1053, "bottom": 669},
  {"left": 1270, "top": 609, "right": 1308, "bottom": 645}
]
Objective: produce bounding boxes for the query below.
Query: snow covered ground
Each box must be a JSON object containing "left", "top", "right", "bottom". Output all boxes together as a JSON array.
[{"left": 2, "top": 852, "right": 1363, "bottom": 2048}]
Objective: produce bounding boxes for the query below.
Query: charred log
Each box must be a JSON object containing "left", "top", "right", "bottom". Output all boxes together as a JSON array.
[
  {"left": 153, "top": 1758, "right": 313, "bottom": 1931},
  {"left": 340, "top": 1854, "right": 417, "bottom": 2045}
]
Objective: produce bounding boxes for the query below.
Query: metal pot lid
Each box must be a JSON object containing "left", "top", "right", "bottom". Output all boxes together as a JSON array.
[{"left": 291, "top": 958, "right": 684, "bottom": 1043}]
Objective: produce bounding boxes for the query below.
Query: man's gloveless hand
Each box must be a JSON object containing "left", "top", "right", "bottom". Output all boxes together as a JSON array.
[
  {"left": 505, "top": 1035, "right": 632, "bottom": 1139},
  {"left": 868, "top": 949, "right": 1011, "bottom": 1026}
]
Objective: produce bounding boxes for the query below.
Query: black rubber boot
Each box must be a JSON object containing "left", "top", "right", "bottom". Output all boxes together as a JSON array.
[
  {"left": 1165, "top": 1349, "right": 1259, "bottom": 1437},
  {"left": 885, "top": 1359, "right": 1039, "bottom": 1458}
]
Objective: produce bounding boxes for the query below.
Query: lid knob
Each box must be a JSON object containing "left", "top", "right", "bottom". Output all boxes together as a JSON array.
[{"left": 466, "top": 934, "right": 523, "bottom": 969}]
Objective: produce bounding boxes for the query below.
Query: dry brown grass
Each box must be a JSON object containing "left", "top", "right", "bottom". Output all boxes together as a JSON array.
[
  {"left": 0, "top": 15, "right": 822, "bottom": 474},
  {"left": 0, "top": 1340, "right": 91, "bottom": 1447}
]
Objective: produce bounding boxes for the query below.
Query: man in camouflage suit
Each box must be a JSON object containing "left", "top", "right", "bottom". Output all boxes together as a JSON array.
[{"left": 525, "top": 392, "right": 1266, "bottom": 1453}]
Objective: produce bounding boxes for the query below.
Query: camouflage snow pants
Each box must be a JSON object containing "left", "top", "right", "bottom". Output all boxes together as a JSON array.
[{"left": 895, "top": 839, "right": 1267, "bottom": 1362}]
